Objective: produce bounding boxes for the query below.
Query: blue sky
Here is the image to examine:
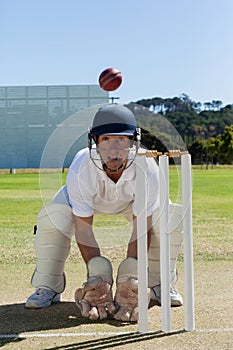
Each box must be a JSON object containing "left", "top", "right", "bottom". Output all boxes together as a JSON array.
[{"left": 1, "top": 0, "right": 233, "bottom": 106}]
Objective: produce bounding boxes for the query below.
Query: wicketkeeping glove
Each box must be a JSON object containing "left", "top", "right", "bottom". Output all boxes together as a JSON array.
[
  {"left": 114, "top": 258, "right": 141, "bottom": 322},
  {"left": 74, "top": 256, "right": 116, "bottom": 320}
]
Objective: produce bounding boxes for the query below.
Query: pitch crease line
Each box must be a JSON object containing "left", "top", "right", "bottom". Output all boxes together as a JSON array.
[{"left": 1, "top": 328, "right": 233, "bottom": 338}]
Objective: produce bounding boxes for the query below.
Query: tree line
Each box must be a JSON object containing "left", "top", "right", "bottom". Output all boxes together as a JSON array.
[{"left": 132, "top": 94, "right": 233, "bottom": 165}]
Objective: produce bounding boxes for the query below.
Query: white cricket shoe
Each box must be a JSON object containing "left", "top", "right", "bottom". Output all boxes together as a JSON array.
[
  {"left": 25, "top": 288, "right": 61, "bottom": 308},
  {"left": 150, "top": 285, "right": 183, "bottom": 307}
]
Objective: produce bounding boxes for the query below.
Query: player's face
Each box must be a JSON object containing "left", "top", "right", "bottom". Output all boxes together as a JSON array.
[{"left": 97, "top": 135, "right": 131, "bottom": 171}]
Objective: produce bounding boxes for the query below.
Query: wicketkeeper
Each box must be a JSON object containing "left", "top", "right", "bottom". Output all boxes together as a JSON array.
[{"left": 26, "top": 104, "right": 183, "bottom": 321}]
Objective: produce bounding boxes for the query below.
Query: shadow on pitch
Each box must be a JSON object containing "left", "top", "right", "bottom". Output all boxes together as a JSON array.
[
  {"left": 0, "top": 301, "right": 138, "bottom": 347},
  {"left": 44, "top": 330, "right": 186, "bottom": 350}
]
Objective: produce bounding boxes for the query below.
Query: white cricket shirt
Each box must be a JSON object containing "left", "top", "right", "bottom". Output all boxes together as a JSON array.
[{"left": 66, "top": 147, "right": 159, "bottom": 217}]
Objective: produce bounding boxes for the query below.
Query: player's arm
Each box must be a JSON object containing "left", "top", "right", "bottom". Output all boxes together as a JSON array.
[
  {"left": 127, "top": 214, "right": 153, "bottom": 258},
  {"left": 114, "top": 215, "right": 152, "bottom": 322},
  {"left": 73, "top": 214, "right": 116, "bottom": 319},
  {"left": 73, "top": 214, "right": 100, "bottom": 263}
]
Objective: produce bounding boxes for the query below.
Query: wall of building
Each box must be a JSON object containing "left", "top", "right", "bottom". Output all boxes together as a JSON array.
[{"left": 0, "top": 85, "right": 108, "bottom": 168}]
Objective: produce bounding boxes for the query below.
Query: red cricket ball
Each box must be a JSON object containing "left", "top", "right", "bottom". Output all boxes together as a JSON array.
[{"left": 98, "top": 68, "right": 122, "bottom": 91}]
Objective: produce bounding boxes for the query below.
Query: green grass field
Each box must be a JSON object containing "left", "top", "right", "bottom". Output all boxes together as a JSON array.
[
  {"left": 0, "top": 167, "right": 232, "bottom": 265},
  {"left": 0, "top": 168, "right": 233, "bottom": 349}
]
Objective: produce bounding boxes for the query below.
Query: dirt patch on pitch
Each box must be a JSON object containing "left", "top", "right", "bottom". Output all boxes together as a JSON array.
[{"left": 0, "top": 261, "right": 232, "bottom": 349}]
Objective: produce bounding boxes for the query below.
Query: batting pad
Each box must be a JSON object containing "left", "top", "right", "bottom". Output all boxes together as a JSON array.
[
  {"left": 37, "top": 203, "right": 76, "bottom": 239},
  {"left": 31, "top": 204, "right": 74, "bottom": 293},
  {"left": 148, "top": 204, "right": 183, "bottom": 288}
]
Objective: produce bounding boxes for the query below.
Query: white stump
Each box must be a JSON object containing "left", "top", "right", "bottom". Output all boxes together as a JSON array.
[
  {"left": 136, "top": 154, "right": 148, "bottom": 333},
  {"left": 159, "top": 155, "right": 171, "bottom": 332}
]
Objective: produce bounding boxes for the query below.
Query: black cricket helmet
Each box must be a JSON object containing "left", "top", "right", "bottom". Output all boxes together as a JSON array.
[{"left": 88, "top": 104, "right": 140, "bottom": 172}]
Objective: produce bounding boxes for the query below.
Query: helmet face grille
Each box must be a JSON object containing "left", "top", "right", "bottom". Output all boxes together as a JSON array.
[{"left": 89, "top": 142, "right": 139, "bottom": 173}]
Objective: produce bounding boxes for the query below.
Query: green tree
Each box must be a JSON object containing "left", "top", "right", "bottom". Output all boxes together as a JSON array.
[
  {"left": 135, "top": 95, "right": 233, "bottom": 150},
  {"left": 214, "top": 125, "right": 233, "bottom": 164},
  {"left": 188, "top": 139, "right": 205, "bottom": 164}
]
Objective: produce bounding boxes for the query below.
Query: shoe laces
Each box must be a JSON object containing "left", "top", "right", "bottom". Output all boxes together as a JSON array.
[
  {"left": 170, "top": 285, "right": 178, "bottom": 295},
  {"left": 153, "top": 284, "right": 178, "bottom": 295},
  {"left": 36, "top": 288, "right": 55, "bottom": 297}
]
